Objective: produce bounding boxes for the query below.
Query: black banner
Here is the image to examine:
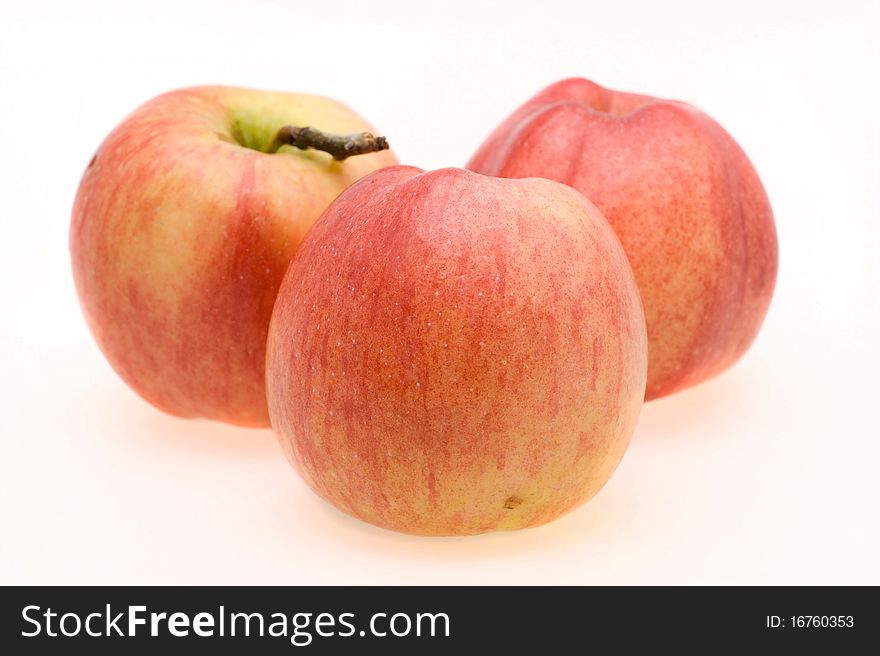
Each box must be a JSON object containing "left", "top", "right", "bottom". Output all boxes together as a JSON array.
[{"left": 0, "top": 586, "right": 874, "bottom": 653}]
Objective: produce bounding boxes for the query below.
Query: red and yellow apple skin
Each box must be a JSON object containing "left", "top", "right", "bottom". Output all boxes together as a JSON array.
[
  {"left": 266, "top": 166, "right": 647, "bottom": 535},
  {"left": 468, "top": 78, "right": 778, "bottom": 400},
  {"left": 70, "top": 86, "right": 397, "bottom": 426}
]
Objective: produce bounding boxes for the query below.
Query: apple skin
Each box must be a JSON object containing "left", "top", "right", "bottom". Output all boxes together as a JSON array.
[
  {"left": 266, "top": 166, "right": 647, "bottom": 535},
  {"left": 70, "top": 86, "right": 397, "bottom": 426},
  {"left": 468, "top": 78, "right": 778, "bottom": 400}
]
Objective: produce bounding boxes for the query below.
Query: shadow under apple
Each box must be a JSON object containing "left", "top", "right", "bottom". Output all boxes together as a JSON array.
[
  {"left": 67, "top": 371, "right": 280, "bottom": 463},
  {"left": 635, "top": 366, "right": 758, "bottom": 443}
]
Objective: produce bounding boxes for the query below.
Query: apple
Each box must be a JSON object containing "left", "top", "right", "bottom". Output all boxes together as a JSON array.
[
  {"left": 468, "top": 78, "right": 778, "bottom": 400},
  {"left": 70, "top": 86, "right": 397, "bottom": 426},
  {"left": 266, "top": 166, "right": 647, "bottom": 535}
]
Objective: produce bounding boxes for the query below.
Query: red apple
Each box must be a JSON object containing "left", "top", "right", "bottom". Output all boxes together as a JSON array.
[
  {"left": 266, "top": 166, "right": 647, "bottom": 535},
  {"left": 71, "top": 86, "right": 397, "bottom": 426},
  {"left": 468, "top": 78, "right": 778, "bottom": 400}
]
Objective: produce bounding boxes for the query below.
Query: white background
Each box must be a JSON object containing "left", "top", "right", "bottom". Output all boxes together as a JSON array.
[{"left": 1, "top": 0, "right": 878, "bottom": 584}]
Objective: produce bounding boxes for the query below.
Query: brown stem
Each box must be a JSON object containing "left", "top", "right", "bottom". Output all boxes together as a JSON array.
[{"left": 266, "top": 126, "right": 390, "bottom": 160}]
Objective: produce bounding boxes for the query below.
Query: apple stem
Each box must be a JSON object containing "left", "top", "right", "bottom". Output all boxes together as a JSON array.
[{"left": 266, "top": 126, "right": 390, "bottom": 160}]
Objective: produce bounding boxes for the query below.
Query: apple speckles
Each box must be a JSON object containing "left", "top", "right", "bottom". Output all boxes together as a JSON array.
[{"left": 577, "top": 431, "right": 596, "bottom": 457}]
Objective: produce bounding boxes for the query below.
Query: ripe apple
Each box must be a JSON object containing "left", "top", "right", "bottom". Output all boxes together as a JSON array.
[
  {"left": 468, "top": 78, "right": 778, "bottom": 400},
  {"left": 70, "top": 86, "right": 397, "bottom": 426},
  {"left": 266, "top": 166, "right": 647, "bottom": 535}
]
